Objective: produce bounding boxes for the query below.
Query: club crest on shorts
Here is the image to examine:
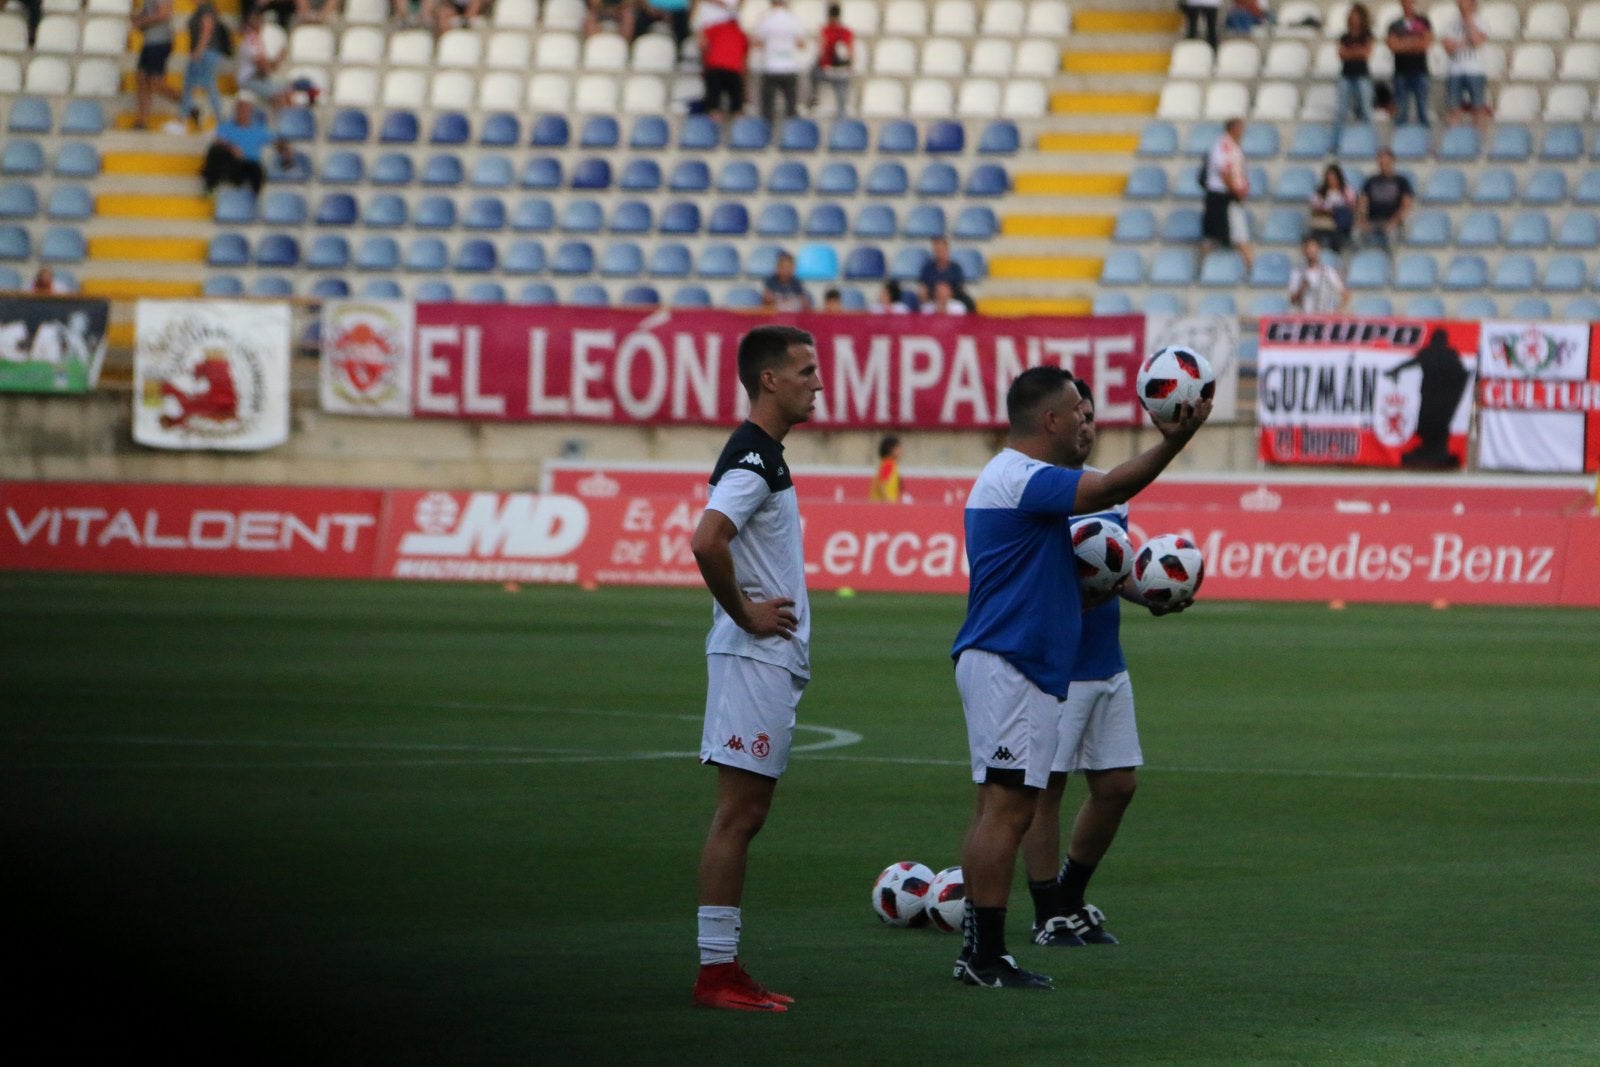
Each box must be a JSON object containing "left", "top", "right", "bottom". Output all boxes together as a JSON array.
[{"left": 751, "top": 733, "right": 771, "bottom": 759}]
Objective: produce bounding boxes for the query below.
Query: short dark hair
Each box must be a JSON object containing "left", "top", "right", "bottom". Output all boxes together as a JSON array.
[
  {"left": 878, "top": 434, "right": 900, "bottom": 458},
  {"left": 1006, "top": 366, "right": 1077, "bottom": 433},
  {"left": 1072, "top": 377, "right": 1091, "bottom": 401},
  {"left": 827, "top": 2, "right": 841, "bottom": 17},
  {"left": 738, "top": 325, "right": 814, "bottom": 399}
]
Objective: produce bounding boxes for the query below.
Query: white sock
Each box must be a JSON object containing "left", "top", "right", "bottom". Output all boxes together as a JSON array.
[{"left": 697, "top": 905, "right": 741, "bottom": 966}]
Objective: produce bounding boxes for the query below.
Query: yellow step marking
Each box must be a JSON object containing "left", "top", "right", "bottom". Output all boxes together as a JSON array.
[
  {"left": 82, "top": 278, "right": 204, "bottom": 300},
  {"left": 1062, "top": 51, "right": 1169, "bottom": 75},
  {"left": 1051, "top": 91, "right": 1160, "bottom": 114},
  {"left": 101, "top": 151, "right": 202, "bottom": 178},
  {"left": 1001, "top": 215, "right": 1116, "bottom": 238},
  {"left": 1037, "top": 132, "right": 1140, "bottom": 154},
  {"left": 1073, "top": 10, "right": 1184, "bottom": 33},
  {"left": 986, "top": 256, "right": 1103, "bottom": 281},
  {"left": 88, "top": 236, "right": 209, "bottom": 262},
  {"left": 978, "top": 298, "right": 1097, "bottom": 317},
  {"left": 95, "top": 194, "right": 211, "bottom": 221},
  {"left": 1014, "top": 172, "right": 1127, "bottom": 197}
]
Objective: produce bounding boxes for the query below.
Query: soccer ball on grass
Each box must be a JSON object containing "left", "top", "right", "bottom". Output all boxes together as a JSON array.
[
  {"left": 871, "top": 861, "right": 935, "bottom": 927},
  {"left": 924, "top": 866, "right": 966, "bottom": 933}
]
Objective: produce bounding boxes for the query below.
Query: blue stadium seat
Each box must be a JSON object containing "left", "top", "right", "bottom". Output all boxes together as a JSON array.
[
  {"left": 1421, "top": 168, "right": 1466, "bottom": 204},
  {"left": 480, "top": 112, "right": 520, "bottom": 146},
  {"left": 878, "top": 120, "right": 918, "bottom": 154},
  {"left": 354, "top": 236, "right": 400, "bottom": 270},
  {"left": 45, "top": 186, "right": 91, "bottom": 221},
  {"left": 629, "top": 115, "right": 670, "bottom": 149},
  {"left": 680, "top": 114, "right": 720, "bottom": 150},
  {"left": 717, "top": 160, "right": 760, "bottom": 194},
  {"left": 1551, "top": 212, "right": 1599, "bottom": 252},
  {"left": 8, "top": 96, "right": 51, "bottom": 133},
  {"left": 552, "top": 240, "right": 595, "bottom": 275},
  {"left": 268, "top": 149, "right": 310, "bottom": 184},
  {"left": 1456, "top": 211, "right": 1501, "bottom": 248},
  {"left": 672, "top": 285, "right": 713, "bottom": 308},
  {"left": 0, "top": 226, "right": 30, "bottom": 261},
  {"left": 379, "top": 111, "right": 420, "bottom": 144},
  {"left": 465, "top": 197, "right": 507, "bottom": 230},
  {"left": 1346, "top": 249, "right": 1390, "bottom": 289},
  {"left": 1575, "top": 171, "right": 1600, "bottom": 206},
  {"left": 310, "top": 192, "right": 354, "bottom": 226},
  {"left": 925, "top": 120, "right": 964, "bottom": 154},
  {"left": 1113, "top": 207, "right": 1156, "bottom": 243},
  {"left": 1161, "top": 207, "right": 1203, "bottom": 243},
  {"left": 517, "top": 282, "right": 557, "bottom": 304},
  {"left": 696, "top": 243, "right": 741, "bottom": 278},
  {"left": 1125, "top": 166, "right": 1168, "bottom": 200},
  {"left": 1394, "top": 254, "right": 1439, "bottom": 290},
  {"left": 521, "top": 157, "right": 563, "bottom": 190},
  {"left": 817, "top": 161, "right": 859, "bottom": 195},
  {"left": 560, "top": 199, "right": 604, "bottom": 234},
  {"left": 965, "top": 164, "right": 1009, "bottom": 197},
  {"left": 1564, "top": 298, "right": 1600, "bottom": 319},
  {"left": 1093, "top": 292, "right": 1135, "bottom": 315},
  {"left": 1350, "top": 295, "right": 1393, "bottom": 316},
  {"left": 1247, "top": 252, "right": 1289, "bottom": 288},
  {"left": 668, "top": 159, "right": 711, "bottom": 192},
  {"left": 1240, "top": 124, "right": 1280, "bottom": 160},
  {"left": 844, "top": 246, "right": 886, "bottom": 281},
  {"left": 978, "top": 120, "right": 1020, "bottom": 155},
  {"left": 54, "top": 143, "right": 98, "bottom": 179},
  {"left": 250, "top": 275, "right": 294, "bottom": 297},
  {"left": 1336, "top": 125, "right": 1379, "bottom": 160},
  {"left": 0, "top": 183, "right": 38, "bottom": 218},
  {"left": 580, "top": 115, "right": 620, "bottom": 149},
  {"left": 321, "top": 150, "right": 364, "bottom": 184},
  {"left": 414, "top": 195, "right": 457, "bottom": 230},
  {"left": 421, "top": 155, "right": 465, "bottom": 186},
  {"left": 730, "top": 116, "right": 771, "bottom": 150},
  {"left": 571, "top": 158, "right": 612, "bottom": 190},
  {"left": 1287, "top": 125, "right": 1335, "bottom": 160},
  {"left": 1523, "top": 169, "right": 1568, "bottom": 206},
  {"left": 1491, "top": 255, "right": 1535, "bottom": 292},
  {"left": 796, "top": 243, "right": 838, "bottom": 281},
  {"left": 360, "top": 279, "right": 403, "bottom": 299},
  {"left": 744, "top": 245, "right": 779, "bottom": 280},
  {"left": 866, "top": 162, "right": 909, "bottom": 196},
  {"left": 1199, "top": 251, "right": 1246, "bottom": 286},
  {"left": 1508, "top": 297, "right": 1550, "bottom": 320},
  {"left": 853, "top": 204, "right": 897, "bottom": 238},
  {"left": 1390, "top": 124, "right": 1430, "bottom": 161},
  {"left": 363, "top": 194, "right": 407, "bottom": 228},
  {"left": 370, "top": 153, "right": 413, "bottom": 185},
  {"left": 1260, "top": 207, "right": 1303, "bottom": 245},
  {"left": 213, "top": 187, "right": 254, "bottom": 223},
  {"left": 1442, "top": 255, "right": 1487, "bottom": 290},
  {"left": 599, "top": 241, "right": 644, "bottom": 277},
  {"left": 767, "top": 161, "right": 810, "bottom": 194},
  {"left": 1183, "top": 122, "right": 1223, "bottom": 158},
  {"left": 780, "top": 117, "right": 820, "bottom": 152},
  {"left": 430, "top": 112, "right": 471, "bottom": 145},
  {"left": 952, "top": 248, "right": 985, "bottom": 282},
  {"left": 828, "top": 118, "right": 869, "bottom": 152},
  {"left": 1249, "top": 294, "right": 1292, "bottom": 317},
  {"left": 254, "top": 233, "right": 299, "bottom": 268},
  {"left": 1539, "top": 125, "right": 1583, "bottom": 163},
  {"left": 307, "top": 277, "right": 348, "bottom": 299},
  {"left": 530, "top": 113, "right": 570, "bottom": 147},
  {"left": 889, "top": 247, "right": 928, "bottom": 280},
  {"left": 1506, "top": 213, "right": 1550, "bottom": 249},
  {"left": 278, "top": 106, "right": 316, "bottom": 142},
  {"left": 804, "top": 203, "right": 847, "bottom": 237},
  {"left": 1438, "top": 127, "right": 1480, "bottom": 161},
  {"left": 609, "top": 199, "right": 652, "bottom": 234},
  {"left": 650, "top": 243, "right": 693, "bottom": 277},
  {"left": 660, "top": 201, "right": 703, "bottom": 235},
  {"left": 620, "top": 284, "right": 660, "bottom": 306},
  {"left": 203, "top": 275, "right": 245, "bottom": 297},
  {"left": 415, "top": 280, "right": 455, "bottom": 302},
  {"left": 570, "top": 283, "right": 609, "bottom": 306},
  {"left": 1272, "top": 167, "right": 1316, "bottom": 202},
  {"left": 839, "top": 288, "right": 868, "bottom": 311},
  {"left": 471, "top": 156, "right": 514, "bottom": 189},
  {"left": 953, "top": 206, "right": 998, "bottom": 240},
  {"left": 1100, "top": 250, "right": 1144, "bottom": 285},
  {"left": 465, "top": 281, "right": 507, "bottom": 303},
  {"left": 1402, "top": 295, "right": 1445, "bottom": 317},
  {"left": 505, "top": 240, "right": 547, "bottom": 274},
  {"left": 1456, "top": 295, "right": 1497, "bottom": 318},
  {"left": 1137, "top": 122, "right": 1178, "bottom": 158},
  {"left": 328, "top": 109, "right": 370, "bottom": 142},
  {"left": 1543, "top": 256, "right": 1588, "bottom": 291},
  {"left": 619, "top": 158, "right": 662, "bottom": 191},
  {"left": 3, "top": 141, "right": 45, "bottom": 176},
  {"left": 1471, "top": 169, "right": 1516, "bottom": 205},
  {"left": 37, "top": 228, "right": 83, "bottom": 264},
  {"left": 709, "top": 203, "right": 750, "bottom": 236},
  {"left": 757, "top": 203, "right": 800, "bottom": 237},
  {"left": 206, "top": 232, "right": 249, "bottom": 267},
  {"left": 1141, "top": 292, "right": 1185, "bottom": 315},
  {"left": 404, "top": 237, "right": 448, "bottom": 272},
  {"left": 916, "top": 163, "right": 960, "bottom": 197},
  {"left": 724, "top": 286, "right": 763, "bottom": 309},
  {"left": 1487, "top": 125, "right": 1531, "bottom": 162},
  {"left": 512, "top": 198, "right": 555, "bottom": 232},
  {"left": 1195, "top": 294, "right": 1237, "bottom": 316},
  {"left": 1407, "top": 209, "right": 1450, "bottom": 247},
  {"left": 903, "top": 204, "right": 946, "bottom": 239},
  {"left": 306, "top": 235, "right": 350, "bottom": 269}
]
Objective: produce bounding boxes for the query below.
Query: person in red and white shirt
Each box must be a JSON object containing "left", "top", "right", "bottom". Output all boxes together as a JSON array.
[
  {"left": 807, "top": 3, "right": 854, "bottom": 115},
  {"left": 1287, "top": 235, "right": 1349, "bottom": 314},
  {"left": 1200, "top": 117, "right": 1254, "bottom": 273},
  {"left": 696, "top": 0, "right": 748, "bottom": 121}
]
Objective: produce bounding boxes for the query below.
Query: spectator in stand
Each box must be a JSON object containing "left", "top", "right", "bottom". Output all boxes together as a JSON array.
[
  {"left": 1224, "top": 0, "right": 1272, "bottom": 35},
  {"left": 429, "top": 0, "right": 483, "bottom": 34},
  {"left": 808, "top": 4, "right": 855, "bottom": 116},
  {"left": 292, "top": 0, "right": 339, "bottom": 25},
  {"left": 1287, "top": 235, "right": 1349, "bottom": 314},
  {"left": 266, "top": 139, "right": 312, "bottom": 182},
  {"left": 821, "top": 288, "right": 844, "bottom": 311},
  {"left": 1332, "top": 3, "right": 1375, "bottom": 144},
  {"left": 918, "top": 237, "right": 972, "bottom": 312},
  {"left": 586, "top": 0, "right": 636, "bottom": 37},
  {"left": 1441, "top": 0, "right": 1490, "bottom": 132},
  {"left": 922, "top": 280, "right": 969, "bottom": 315},
  {"left": 762, "top": 251, "right": 812, "bottom": 311},
  {"left": 1357, "top": 148, "right": 1414, "bottom": 253},
  {"left": 181, "top": 0, "right": 231, "bottom": 133},
  {"left": 201, "top": 95, "right": 279, "bottom": 197},
  {"left": 238, "top": 11, "right": 293, "bottom": 109},
  {"left": 872, "top": 279, "right": 915, "bottom": 314},
  {"left": 636, "top": 0, "right": 692, "bottom": 59},
  {"left": 753, "top": 0, "right": 807, "bottom": 126},
  {"left": 869, "top": 435, "right": 903, "bottom": 503},
  {"left": 1385, "top": 0, "right": 1433, "bottom": 127},
  {"left": 696, "top": 0, "right": 748, "bottom": 121},
  {"left": 1181, "top": 0, "right": 1221, "bottom": 51},
  {"left": 1201, "top": 117, "right": 1254, "bottom": 272},
  {"left": 1308, "top": 163, "right": 1356, "bottom": 252},
  {"left": 132, "top": 0, "right": 184, "bottom": 131},
  {"left": 30, "top": 266, "right": 67, "bottom": 294},
  {"left": 1, "top": 0, "right": 44, "bottom": 47},
  {"left": 241, "top": 0, "right": 296, "bottom": 29}
]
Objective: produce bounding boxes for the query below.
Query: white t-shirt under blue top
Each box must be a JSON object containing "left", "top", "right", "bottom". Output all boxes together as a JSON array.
[
  {"left": 951, "top": 448, "right": 1085, "bottom": 699},
  {"left": 1070, "top": 473, "right": 1129, "bottom": 682}
]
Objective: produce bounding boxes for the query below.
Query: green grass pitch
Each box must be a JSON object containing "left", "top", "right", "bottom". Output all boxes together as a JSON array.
[{"left": 3, "top": 573, "right": 1599, "bottom": 1064}]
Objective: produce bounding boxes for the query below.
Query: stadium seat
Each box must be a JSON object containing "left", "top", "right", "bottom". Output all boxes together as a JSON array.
[
  {"left": 1556, "top": 214, "right": 1600, "bottom": 249},
  {"left": 1271, "top": 167, "right": 1316, "bottom": 203},
  {"left": 516, "top": 282, "right": 557, "bottom": 304},
  {"left": 38, "top": 229, "right": 84, "bottom": 265},
  {"left": 257, "top": 190, "right": 306, "bottom": 226},
  {"left": 521, "top": 157, "right": 563, "bottom": 190},
  {"left": 476, "top": 113, "right": 519, "bottom": 148},
  {"left": 817, "top": 162, "right": 859, "bottom": 196},
  {"left": 1126, "top": 166, "right": 1168, "bottom": 200},
  {"left": 952, "top": 247, "right": 985, "bottom": 282},
  {"left": 1150, "top": 249, "right": 1196, "bottom": 286},
  {"left": 1345, "top": 250, "right": 1390, "bottom": 289},
  {"left": 1407, "top": 210, "right": 1450, "bottom": 248},
  {"left": 504, "top": 240, "right": 547, "bottom": 274},
  {"left": 414, "top": 280, "right": 455, "bottom": 302},
  {"left": 668, "top": 160, "right": 712, "bottom": 193},
  {"left": 455, "top": 239, "right": 498, "bottom": 273},
  {"left": 1256, "top": 208, "right": 1300, "bottom": 246},
  {"left": 0, "top": 183, "right": 38, "bottom": 219},
  {"left": 844, "top": 246, "right": 887, "bottom": 281},
  {"left": 608, "top": 200, "right": 652, "bottom": 235},
  {"left": 680, "top": 114, "right": 721, "bottom": 150},
  {"left": 616, "top": 284, "right": 658, "bottom": 307},
  {"left": 363, "top": 194, "right": 407, "bottom": 228},
  {"left": 1538, "top": 126, "right": 1584, "bottom": 164},
  {"left": 660, "top": 201, "right": 702, "bottom": 235},
  {"left": 1137, "top": 123, "right": 1179, "bottom": 159},
  {"left": 1287, "top": 125, "right": 1335, "bottom": 160},
  {"left": 1422, "top": 169, "right": 1467, "bottom": 204},
  {"left": 1456, "top": 212, "right": 1501, "bottom": 248},
  {"left": 1092, "top": 293, "right": 1135, "bottom": 315},
  {"left": 552, "top": 241, "right": 595, "bottom": 275},
  {"left": 354, "top": 236, "right": 400, "bottom": 270},
  {"left": 924, "top": 121, "right": 964, "bottom": 155},
  {"left": 627, "top": 115, "right": 669, "bottom": 151},
  {"left": 672, "top": 286, "right": 714, "bottom": 308},
  {"left": 619, "top": 159, "right": 662, "bottom": 192},
  {"left": 1196, "top": 251, "right": 1244, "bottom": 288},
  {"left": 650, "top": 243, "right": 693, "bottom": 278},
  {"left": 1506, "top": 297, "right": 1549, "bottom": 320},
  {"left": 320, "top": 151, "right": 364, "bottom": 185},
  {"left": 1394, "top": 254, "right": 1439, "bottom": 290},
  {"left": 878, "top": 121, "right": 919, "bottom": 154},
  {"left": 1506, "top": 213, "right": 1550, "bottom": 249},
  {"left": 52, "top": 143, "right": 98, "bottom": 180},
  {"left": 953, "top": 206, "right": 998, "bottom": 241},
  {"left": 1563, "top": 297, "right": 1600, "bottom": 320},
  {"left": 854, "top": 204, "right": 897, "bottom": 239},
  {"left": 414, "top": 196, "right": 458, "bottom": 230},
  {"left": 429, "top": 112, "right": 471, "bottom": 146},
  {"left": 866, "top": 162, "right": 910, "bottom": 197},
  {"left": 1248, "top": 252, "right": 1291, "bottom": 289},
  {"left": 1522, "top": 169, "right": 1568, "bottom": 207},
  {"left": 560, "top": 199, "right": 604, "bottom": 234},
  {"left": 306, "top": 235, "right": 351, "bottom": 270},
  {"left": 1443, "top": 255, "right": 1488, "bottom": 290},
  {"left": 1156, "top": 207, "right": 1200, "bottom": 244},
  {"left": 965, "top": 165, "right": 1009, "bottom": 197},
  {"left": 1487, "top": 126, "right": 1532, "bottom": 163},
  {"left": 795, "top": 244, "right": 839, "bottom": 282},
  {"left": 461, "top": 281, "right": 505, "bottom": 303},
  {"left": 61, "top": 100, "right": 105, "bottom": 136},
  {"left": 599, "top": 241, "right": 644, "bottom": 277},
  {"left": 370, "top": 153, "right": 414, "bottom": 186},
  {"left": 804, "top": 203, "right": 848, "bottom": 237},
  {"left": 254, "top": 233, "right": 299, "bottom": 268},
  {"left": 696, "top": 243, "right": 741, "bottom": 279},
  {"left": 571, "top": 158, "right": 613, "bottom": 191},
  {"left": 470, "top": 157, "right": 514, "bottom": 190},
  {"left": 912, "top": 161, "right": 958, "bottom": 197},
  {"left": 1456, "top": 295, "right": 1498, "bottom": 319},
  {"left": 206, "top": 233, "right": 249, "bottom": 268},
  {"left": 378, "top": 111, "right": 420, "bottom": 144},
  {"left": 403, "top": 237, "right": 448, "bottom": 272},
  {"left": 903, "top": 205, "right": 946, "bottom": 239},
  {"left": 203, "top": 275, "right": 245, "bottom": 298},
  {"left": 730, "top": 117, "right": 771, "bottom": 151},
  {"left": 1337, "top": 126, "right": 1379, "bottom": 160},
  {"left": 1113, "top": 208, "right": 1156, "bottom": 243},
  {"left": 828, "top": 119, "right": 870, "bottom": 153},
  {"left": 716, "top": 161, "right": 760, "bottom": 195},
  {"left": 978, "top": 121, "right": 1020, "bottom": 155},
  {"left": 1438, "top": 127, "right": 1480, "bottom": 161},
  {"left": 2, "top": 141, "right": 44, "bottom": 176},
  {"left": 1402, "top": 295, "right": 1446, "bottom": 317},
  {"left": 580, "top": 115, "right": 621, "bottom": 149},
  {"left": 1471, "top": 169, "right": 1516, "bottom": 205},
  {"left": 1346, "top": 295, "right": 1391, "bottom": 316},
  {"left": 767, "top": 161, "right": 810, "bottom": 196},
  {"left": 1194, "top": 294, "right": 1236, "bottom": 317},
  {"left": 723, "top": 286, "right": 763, "bottom": 309},
  {"left": 1141, "top": 292, "right": 1185, "bottom": 315},
  {"left": 1382, "top": 125, "right": 1427, "bottom": 163},
  {"left": 464, "top": 197, "right": 508, "bottom": 231},
  {"left": 512, "top": 199, "right": 555, "bottom": 233},
  {"left": 1240, "top": 125, "right": 1280, "bottom": 160},
  {"left": 530, "top": 114, "right": 570, "bottom": 148},
  {"left": 7, "top": 96, "right": 50, "bottom": 134},
  {"left": 1544, "top": 257, "right": 1588, "bottom": 292},
  {"left": 709, "top": 203, "right": 751, "bottom": 236},
  {"left": 757, "top": 203, "right": 800, "bottom": 237},
  {"left": 250, "top": 275, "right": 295, "bottom": 298},
  {"left": 1491, "top": 256, "right": 1536, "bottom": 292}
]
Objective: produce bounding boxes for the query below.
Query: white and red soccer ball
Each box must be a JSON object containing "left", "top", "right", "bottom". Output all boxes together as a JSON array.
[
  {"left": 1136, "top": 345, "right": 1216, "bottom": 422},
  {"left": 1132, "top": 533, "right": 1205, "bottom": 607},
  {"left": 1070, "top": 518, "right": 1134, "bottom": 597},
  {"left": 923, "top": 866, "right": 966, "bottom": 933},
  {"left": 871, "top": 861, "right": 935, "bottom": 927}
]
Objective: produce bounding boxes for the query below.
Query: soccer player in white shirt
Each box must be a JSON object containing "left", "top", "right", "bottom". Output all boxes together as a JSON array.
[
  {"left": 1288, "top": 235, "right": 1350, "bottom": 315},
  {"left": 950, "top": 366, "right": 1209, "bottom": 989},
  {"left": 689, "top": 325, "right": 822, "bottom": 1013}
]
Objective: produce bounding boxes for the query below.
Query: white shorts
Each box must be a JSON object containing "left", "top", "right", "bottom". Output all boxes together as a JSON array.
[
  {"left": 1051, "top": 670, "right": 1144, "bottom": 775},
  {"left": 700, "top": 653, "right": 805, "bottom": 780},
  {"left": 955, "top": 648, "right": 1063, "bottom": 789},
  {"left": 1227, "top": 201, "right": 1250, "bottom": 245}
]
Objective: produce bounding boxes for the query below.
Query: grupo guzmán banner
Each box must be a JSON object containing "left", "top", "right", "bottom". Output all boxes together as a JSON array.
[
  {"left": 0, "top": 295, "right": 109, "bottom": 394},
  {"left": 1476, "top": 321, "right": 1600, "bottom": 473},
  {"left": 1257, "top": 318, "right": 1479, "bottom": 468},
  {"left": 133, "top": 300, "right": 292, "bottom": 451}
]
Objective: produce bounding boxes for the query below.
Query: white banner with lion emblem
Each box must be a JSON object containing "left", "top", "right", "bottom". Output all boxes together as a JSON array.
[
  {"left": 132, "top": 300, "right": 291, "bottom": 451},
  {"left": 1476, "top": 322, "right": 1599, "bottom": 473},
  {"left": 319, "top": 300, "right": 414, "bottom": 416}
]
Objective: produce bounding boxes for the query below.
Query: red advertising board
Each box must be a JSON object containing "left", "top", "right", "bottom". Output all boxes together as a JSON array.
[
  {"left": 407, "top": 305, "right": 1151, "bottom": 429},
  {"left": 0, "top": 481, "right": 384, "bottom": 577}
]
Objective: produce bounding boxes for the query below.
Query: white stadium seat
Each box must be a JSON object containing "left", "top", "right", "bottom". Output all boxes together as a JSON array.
[
  {"left": 343, "top": 0, "right": 387, "bottom": 24},
  {"left": 1025, "top": 0, "right": 1071, "bottom": 37},
  {"left": 859, "top": 78, "right": 905, "bottom": 117},
  {"left": 1523, "top": 2, "right": 1570, "bottom": 41},
  {"left": 0, "top": 56, "right": 20, "bottom": 92},
  {"left": 526, "top": 72, "right": 572, "bottom": 110},
  {"left": 478, "top": 71, "right": 523, "bottom": 110},
  {"left": 621, "top": 74, "right": 665, "bottom": 113},
  {"left": 921, "top": 38, "right": 965, "bottom": 76},
  {"left": 87, "top": 0, "right": 129, "bottom": 12},
  {"left": 1324, "top": 1, "right": 1352, "bottom": 37},
  {"left": 332, "top": 67, "right": 378, "bottom": 107},
  {"left": 80, "top": 18, "right": 126, "bottom": 55},
  {"left": 1493, "top": 85, "right": 1540, "bottom": 122},
  {"left": 1368, "top": 45, "right": 1394, "bottom": 80},
  {"left": 381, "top": 69, "right": 427, "bottom": 107},
  {"left": 339, "top": 27, "right": 385, "bottom": 65},
  {"left": 841, "top": 0, "right": 880, "bottom": 36},
  {"left": 1013, "top": 40, "right": 1058, "bottom": 78},
  {"left": 1169, "top": 40, "right": 1213, "bottom": 78},
  {"left": 1273, "top": 0, "right": 1322, "bottom": 36},
  {"left": 437, "top": 29, "right": 483, "bottom": 68},
  {"left": 486, "top": 31, "right": 531, "bottom": 69},
  {"left": 1202, "top": 80, "right": 1249, "bottom": 120},
  {"left": 884, "top": 0, "right": 928, "bottom": 36},
  {"left": 957, "top": 78, "right": 1002, "bottom": 117},
  {"left": 1508, "top": 44, "right": 1555, "bottom": 82},
  {"left": 492, "top": 0, "right": 536, "bottom": 28},
  {"left": 793, "top": 0, "right": 826, "bottom": 31},
  {"left": 909, "top": 78, "right": 954, "bottom": 117},
  {"left": 572, "top": 73, "right": 620, "bottom": 112},
  {"left": 32, "top": 15, "right": 77, "bottom": 53},
  {"left": 74, "top": 58, "right": 120, "bottom": 97},
  {"left": 872, "top": 37, "right": 916, "bottom": 76},
  {"left": 1001, "top": 79, "right": 1047, "bottom": 118},
  {"left": 1263, "top": 41, "right": 1308, "bottom": 79},
  {"left": 543, "top": 0, "right": 586, "bottom": 32},
  {"left": 739, "top": 0, "right": 772, "bottom": 32},
  {"left": 1299, "top": 82, "right": 1337, "bottom": 121},
  {"left": 387, "top": 29, "right": 434, "bottom": 66},
  {"left": 980, "top": 0, "right": 1025, "bottom": 36},
  {"left": 23, "top": 55, "right": 71, "bottom": 94},
  {"left": 1560, "top": 43, "right": 1600, "bottom": 81},
  {"left": 1215, "top": 40, "right": 1259, "bottom": 79},
  {"left": 0, "top": 13, "right": 25, "bottom": 50},
  {"left": 1542, "top": 83, "right": 1590, "bottom": 121},
  {"left": 535, "top": 33, "right": 581, "bottom": 71},
  {"left": 1156, "top": 81, "right": 1201, "bottom": 120},
  {"left": 632, "top": 34, "right": 676, "bottom": 73},
  {"left": 584, "top": 32, "right": 628, "bottom": 70},
  {"left": 289, "top": 24, "right": 335, "bottom": 65},
  {"left": 1312, "top": 41, "right": 1340, "bottom": 79},
  {"left": 969, "top": 40, "right": 1013, "bottom": 77},
  {"left": 1477, "top": 1, "right": 1519, "bottom": 40},
  {"left": 932, "top": 0, "right": 977, "bottom": 36},
  {"left": 1252, "top": 81, "right": 1299, "bottom": 121},
  {"left": 430, "top": 71, "right": 475, "bottom": 109},
  {"left": 1579, "top": 2, "right": 1600, "bottom": 40}
]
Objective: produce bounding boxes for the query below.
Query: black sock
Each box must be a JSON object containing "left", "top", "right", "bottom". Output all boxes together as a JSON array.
[
  {"left": 1057, "top": 855, "right": 1097, "bottom": 911},
  {"left": 972, "top": 906, "right": 1008, "bottom": 962},
  {"left": 1028, "top": 878, "right": 1064, "bottom": 926}
]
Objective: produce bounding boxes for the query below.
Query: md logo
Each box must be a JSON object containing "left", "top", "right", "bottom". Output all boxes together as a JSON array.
[{"left": 399, "top": 492, "right": 589, "bottom": 558}]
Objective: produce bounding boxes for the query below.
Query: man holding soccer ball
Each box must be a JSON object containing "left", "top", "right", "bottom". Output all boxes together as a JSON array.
[{"left": 951, "top": 365, "right": 1209, "bottom": 989}]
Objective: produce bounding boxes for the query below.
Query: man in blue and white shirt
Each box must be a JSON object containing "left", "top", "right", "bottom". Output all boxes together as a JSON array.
[{"left": 951, "top": 366, "right": 1209, "bottom": 990}]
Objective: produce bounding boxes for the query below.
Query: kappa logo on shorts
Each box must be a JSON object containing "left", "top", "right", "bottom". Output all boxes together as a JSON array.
[
  {"left": 991, "top": 745, "right": 1015, "bottom": 762},
  {"left": 751, "top": 732, "right": 771, "bottom": 759},
  {"left": 724, "top": 735, "right": 745, "bottom": 752}
]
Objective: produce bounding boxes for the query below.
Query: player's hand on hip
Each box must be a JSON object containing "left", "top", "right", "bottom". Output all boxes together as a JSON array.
[{"left": 742, "top": 595, "right": 798, "bottom": 639}]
